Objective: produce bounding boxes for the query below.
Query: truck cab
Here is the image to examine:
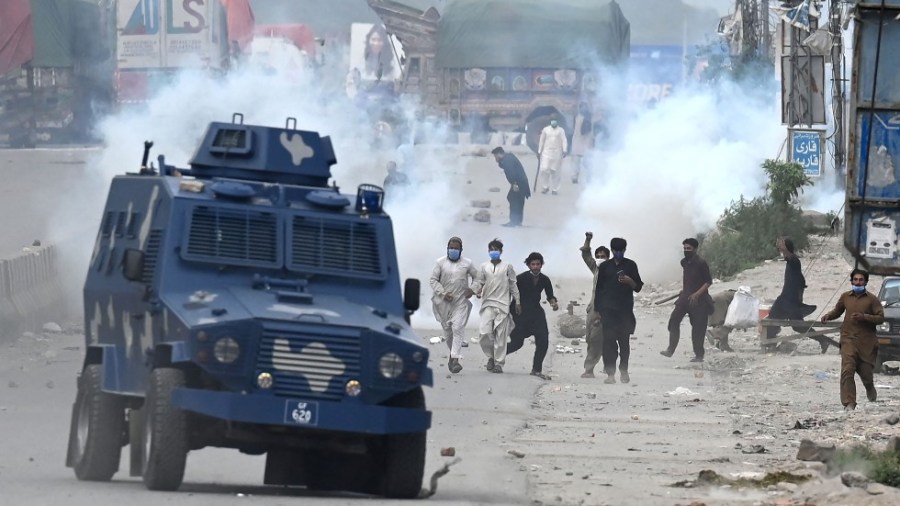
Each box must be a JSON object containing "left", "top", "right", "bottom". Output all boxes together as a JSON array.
[{"left": 65, "top": 115, "right": 432, "bottom": 498}]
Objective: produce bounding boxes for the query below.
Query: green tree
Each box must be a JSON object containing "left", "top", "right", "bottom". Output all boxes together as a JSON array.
[{"left": 702, "top": 159, "right": 814, "bottom": 279}]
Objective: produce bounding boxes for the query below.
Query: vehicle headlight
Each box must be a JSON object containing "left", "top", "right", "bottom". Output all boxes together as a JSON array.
[
  {"left": 213, "top": 337, "right": 240, "bottom": 363},
  {"left": 378, "top": 352, "right": 404, "bottom": 379},
  {"left": 879, "top": 322, "right": 891, "bottom": 333}
]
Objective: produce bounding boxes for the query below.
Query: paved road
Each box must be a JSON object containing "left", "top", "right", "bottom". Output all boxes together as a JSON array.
[{"left": 0, "top": 326, "right": 545, "bottom": 504}]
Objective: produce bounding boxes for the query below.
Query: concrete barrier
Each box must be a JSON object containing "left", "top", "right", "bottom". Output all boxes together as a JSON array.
[{"left": 0, "top": 244, "right": 64, "bottom": 339}]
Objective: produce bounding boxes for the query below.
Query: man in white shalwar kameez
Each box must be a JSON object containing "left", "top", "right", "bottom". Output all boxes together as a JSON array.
[
  {"left": 472, "top": 239, "right": 521, "bottom": 374},
  {"left": 538, "top": 118, "right": 568, "bottom": 195},
  {"left": 430, "top": 236, "right": 478, "bottom": 374}
]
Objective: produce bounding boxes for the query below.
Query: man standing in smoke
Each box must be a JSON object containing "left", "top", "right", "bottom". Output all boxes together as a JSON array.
[
  {"left": 507, "top": 252, "right": 559, "bottom": 380},
  {"left": 430, "top": 237, "right": 478, "bottom": 374},
  {"left": 660, "top": 238, "right": 714, "bottom": 363},
  {"left": 472, "top": 239, "right": 521, "bottom": 374},
  {"left": 492, "top": 147, "right": 531, "bottom": 227},
  {"left": 580, "top": 232, "right": 608, "bottom": 378},
  {"left": 593, "top": 237, "right": 643, "bottom": 384},
  {"left": 538, "top": 116, "right": 568, "bottom": 195},
  {"left": 570, "top": 103, "right": 593, "bottom": 184}
]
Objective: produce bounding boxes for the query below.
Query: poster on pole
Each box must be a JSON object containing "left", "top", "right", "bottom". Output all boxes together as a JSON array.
[{"left": 790, "top": 129, "right": 825, "bottom": 177}]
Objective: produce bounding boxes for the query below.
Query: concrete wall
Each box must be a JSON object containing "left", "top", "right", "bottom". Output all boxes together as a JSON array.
[{"left": 0, "top": 244, "right": 64, "bottom": 338}]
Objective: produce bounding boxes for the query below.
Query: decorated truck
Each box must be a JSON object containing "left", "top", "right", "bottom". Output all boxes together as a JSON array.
[
  {"left": 0, "top": 0, "right": 114, "bottom": 147},
  {"left": 366, "top": 0, "right": 630, "bottom": 140},
  {"left": 114, "top": 0, "right": 254, "bottom": 103}
]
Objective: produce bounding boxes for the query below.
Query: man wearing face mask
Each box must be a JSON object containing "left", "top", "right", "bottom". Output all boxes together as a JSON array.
[
  {"left": 492, "top": 146, "right": 531, "bottom": 227},
  {"left": 593, "top": 237, "right": 643, "bottom": 384},
  {"left": 430, "top": 237, "right": 479, "bottom": 373},
  {"left": 660, "top": 238, "right": 714, "bottom": 362},
  {"left": 580, "top": 232, "right": 608, "bottom": 378},
  {"left": 472, "top": 239, "right": 521, "bottom": 373},
  {"left": 538, "top": 116, "right": 568, "bottom": 195},
  {"left": 507, "top": 252, "right": 559, "bottom": 380},
  {"left": 821, "top": 269, "right": 885, "bottom": 410}
]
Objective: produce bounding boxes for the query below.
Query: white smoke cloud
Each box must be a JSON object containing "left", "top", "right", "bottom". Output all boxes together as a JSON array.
[
  {"left": 46, "top": 47, "right": 469, "bottom": 328},
  {"left": 540, "top": 78, "right": 787, "bottom": 283}
]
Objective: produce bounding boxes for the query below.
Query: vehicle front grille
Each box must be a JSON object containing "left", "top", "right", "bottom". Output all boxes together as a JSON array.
[
  {"left": 186, "top": 206, "right": 278, "bottom": 266},
  {"left": 289, "top": 217, "right": 382, "bottom": 278},
  {"left": 258, "top": 327, "right": 361, "bottom": 400},
  {"left": 890, "top": 322, "right": 900, "bottom": 335}
]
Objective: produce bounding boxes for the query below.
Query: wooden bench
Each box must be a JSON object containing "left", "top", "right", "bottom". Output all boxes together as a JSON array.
[{"left": 758, "top": 319, "right": 841, "bottom": 352}]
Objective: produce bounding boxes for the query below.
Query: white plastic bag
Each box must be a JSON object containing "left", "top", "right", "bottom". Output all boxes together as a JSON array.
[{"left": 724, "top": 286, "right": 760, "bottom": 329}]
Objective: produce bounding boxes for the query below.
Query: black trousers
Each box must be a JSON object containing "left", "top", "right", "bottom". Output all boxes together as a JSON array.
[
  {"left": 601, "top": 317, "right": 631, "bottom": 374},
  {"left": 508, "top": 322, "right": 549, "bottom": 373},
  {"left": 667, "top": 304, "right": 709, "bottom": 359},
  {"left": 507, "top": 190, "right": 525, "bottom": 226}
]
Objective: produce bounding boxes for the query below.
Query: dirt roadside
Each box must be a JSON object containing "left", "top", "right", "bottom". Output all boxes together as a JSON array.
[{"left": 507, "top": 234, "right": 900, "bottom": 506}]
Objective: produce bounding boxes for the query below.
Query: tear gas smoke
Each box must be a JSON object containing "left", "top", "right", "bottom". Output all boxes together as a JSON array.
[
  {"left": 43, "top": 36, "right": 847, "bottom": 333},
  {"left": 44, "top": 44, "right": 469, "bottom": 328}
]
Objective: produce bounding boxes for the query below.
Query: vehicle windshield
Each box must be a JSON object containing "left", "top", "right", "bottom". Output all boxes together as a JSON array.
[{"left": 882, "top": 281, "right": 900, "bottom": 306}]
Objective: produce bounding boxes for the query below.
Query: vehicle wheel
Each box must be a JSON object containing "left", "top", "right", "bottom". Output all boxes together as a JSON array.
[
  {"left": 142, "top": 368, "right": 188, "bottom": 491},
  {"left": 71, "top": 364, "right": 126, "bottom": 481},
  {"left": 379, "top": 387, "right": 426, "bottom": 499}
]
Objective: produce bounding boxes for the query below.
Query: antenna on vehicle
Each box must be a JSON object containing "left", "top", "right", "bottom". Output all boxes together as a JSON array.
[{"left": 140, "top": 141, "right": 156, "bottom": 175}]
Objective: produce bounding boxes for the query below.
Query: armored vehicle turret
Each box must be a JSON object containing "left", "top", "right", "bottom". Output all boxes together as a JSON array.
[{"left": 65, "top": 114, "right": 431, "bottom": 498}]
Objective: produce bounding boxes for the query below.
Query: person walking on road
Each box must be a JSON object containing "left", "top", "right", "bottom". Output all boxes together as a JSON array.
[
  {"left": 492, "top": 147, "right": 531, "bottom": 227},
  {"left": 820, "top": 269, "right": 885, "bottom": 411},
  {"left": 507, "top": 252, "right": 559, "bottom": 380},
  {"left": 430, "top": 236, "right": 478, "bottom": 374},
  {"left": 472, "top": 239, "right": 521, "bottom": 374},
  {"left": 593, "top": 237, "right": 643, "bottom": 384},
  {"left": 538, "top": 117, "right": 568, "bottom": 195},
  {"left": 580, "top": 232, "right": 608, "bottom": 378},
  {"left": 661, "top": 238, "right": 714, "bottom": 362},
  {"left": 570, "top": 103, "right": 594, "bottom": 184}
]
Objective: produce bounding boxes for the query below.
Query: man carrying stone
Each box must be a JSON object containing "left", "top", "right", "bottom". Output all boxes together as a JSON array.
[
  {"left": 430, "top": 236, "right": 478, "bottom": 374},
  {"left": 821, "top": 268, "right": 885, "bottom": 411},
  {"left": 661, "top": 238, "right": 714, "bottom": 363},
  {"left": 580, "top": 232, "right": 608, "bottom": 378},
  {"left": 593, "top": 237, "right": 643, "bottom": 384}
]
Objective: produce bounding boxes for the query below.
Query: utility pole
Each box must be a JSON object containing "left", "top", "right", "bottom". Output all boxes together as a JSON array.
[{"left": 828, "top": 0, "right": 845, "bottom": 180}]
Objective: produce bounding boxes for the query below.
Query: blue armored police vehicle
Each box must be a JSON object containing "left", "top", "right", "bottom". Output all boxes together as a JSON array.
[{"left": 65, "top": 114, "right": 432, "bottom": 498}]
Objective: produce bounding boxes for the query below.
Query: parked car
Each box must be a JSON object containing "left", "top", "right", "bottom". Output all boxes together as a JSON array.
[{"left": 876, "top": 276, "right": 900, "bottom": 372}]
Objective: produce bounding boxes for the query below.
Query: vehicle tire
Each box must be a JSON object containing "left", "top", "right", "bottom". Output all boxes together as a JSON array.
[
  {"left": 379, "top": 387, "right": 426, "bottom": 499},
  {"left": 142, "top": 367, "right": 188, "bottom": 491},
  {"left": 71, "top": 364, "right": 126, "bottom": 481}
]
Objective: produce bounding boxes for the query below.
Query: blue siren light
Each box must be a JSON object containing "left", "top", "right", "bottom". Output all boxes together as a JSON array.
[{"left": 356, "top": 184, "right": 384, "bottom": 213}]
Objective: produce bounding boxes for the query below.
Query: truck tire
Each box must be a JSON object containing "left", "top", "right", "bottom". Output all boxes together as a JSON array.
[
  {"left": 71, "top": 364, "right": 126, "bottom": 481},
  {"left": 142, "top": 368, "right": 189, "bottom": 491},
  {"left": 379, "top": 387, "right": 426, "bottom": 499}
]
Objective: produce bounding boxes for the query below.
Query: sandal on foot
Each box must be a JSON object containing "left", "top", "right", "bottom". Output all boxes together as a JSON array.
[{"left": 530, "top": 371, "right": 551, "bottom": 380}]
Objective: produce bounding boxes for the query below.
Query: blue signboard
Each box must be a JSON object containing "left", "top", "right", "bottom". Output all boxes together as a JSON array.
[{"left": 790, "top": 129, "right": 824, "bottom": 176}]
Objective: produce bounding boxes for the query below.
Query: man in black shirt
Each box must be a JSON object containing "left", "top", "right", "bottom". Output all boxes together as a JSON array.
[
  {"left": 492, "top": 147, "right": 531, "bottom": 227},
  {"left": 508, "top": 252, "right": 559, "bottom": 379},
  {"left": 593, "top": 237, "right": 643, "bottom": 384},
  {"left": 661, "top": 238, "right": 714, "bottom": 362}
]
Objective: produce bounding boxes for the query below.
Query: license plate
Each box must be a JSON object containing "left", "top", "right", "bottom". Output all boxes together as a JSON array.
[
  {"left": 283, "top": 400, "right": 319, "bottom": 426},
  {"left": 879, "top": 338, "right": 892, "bottom": 345}
]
